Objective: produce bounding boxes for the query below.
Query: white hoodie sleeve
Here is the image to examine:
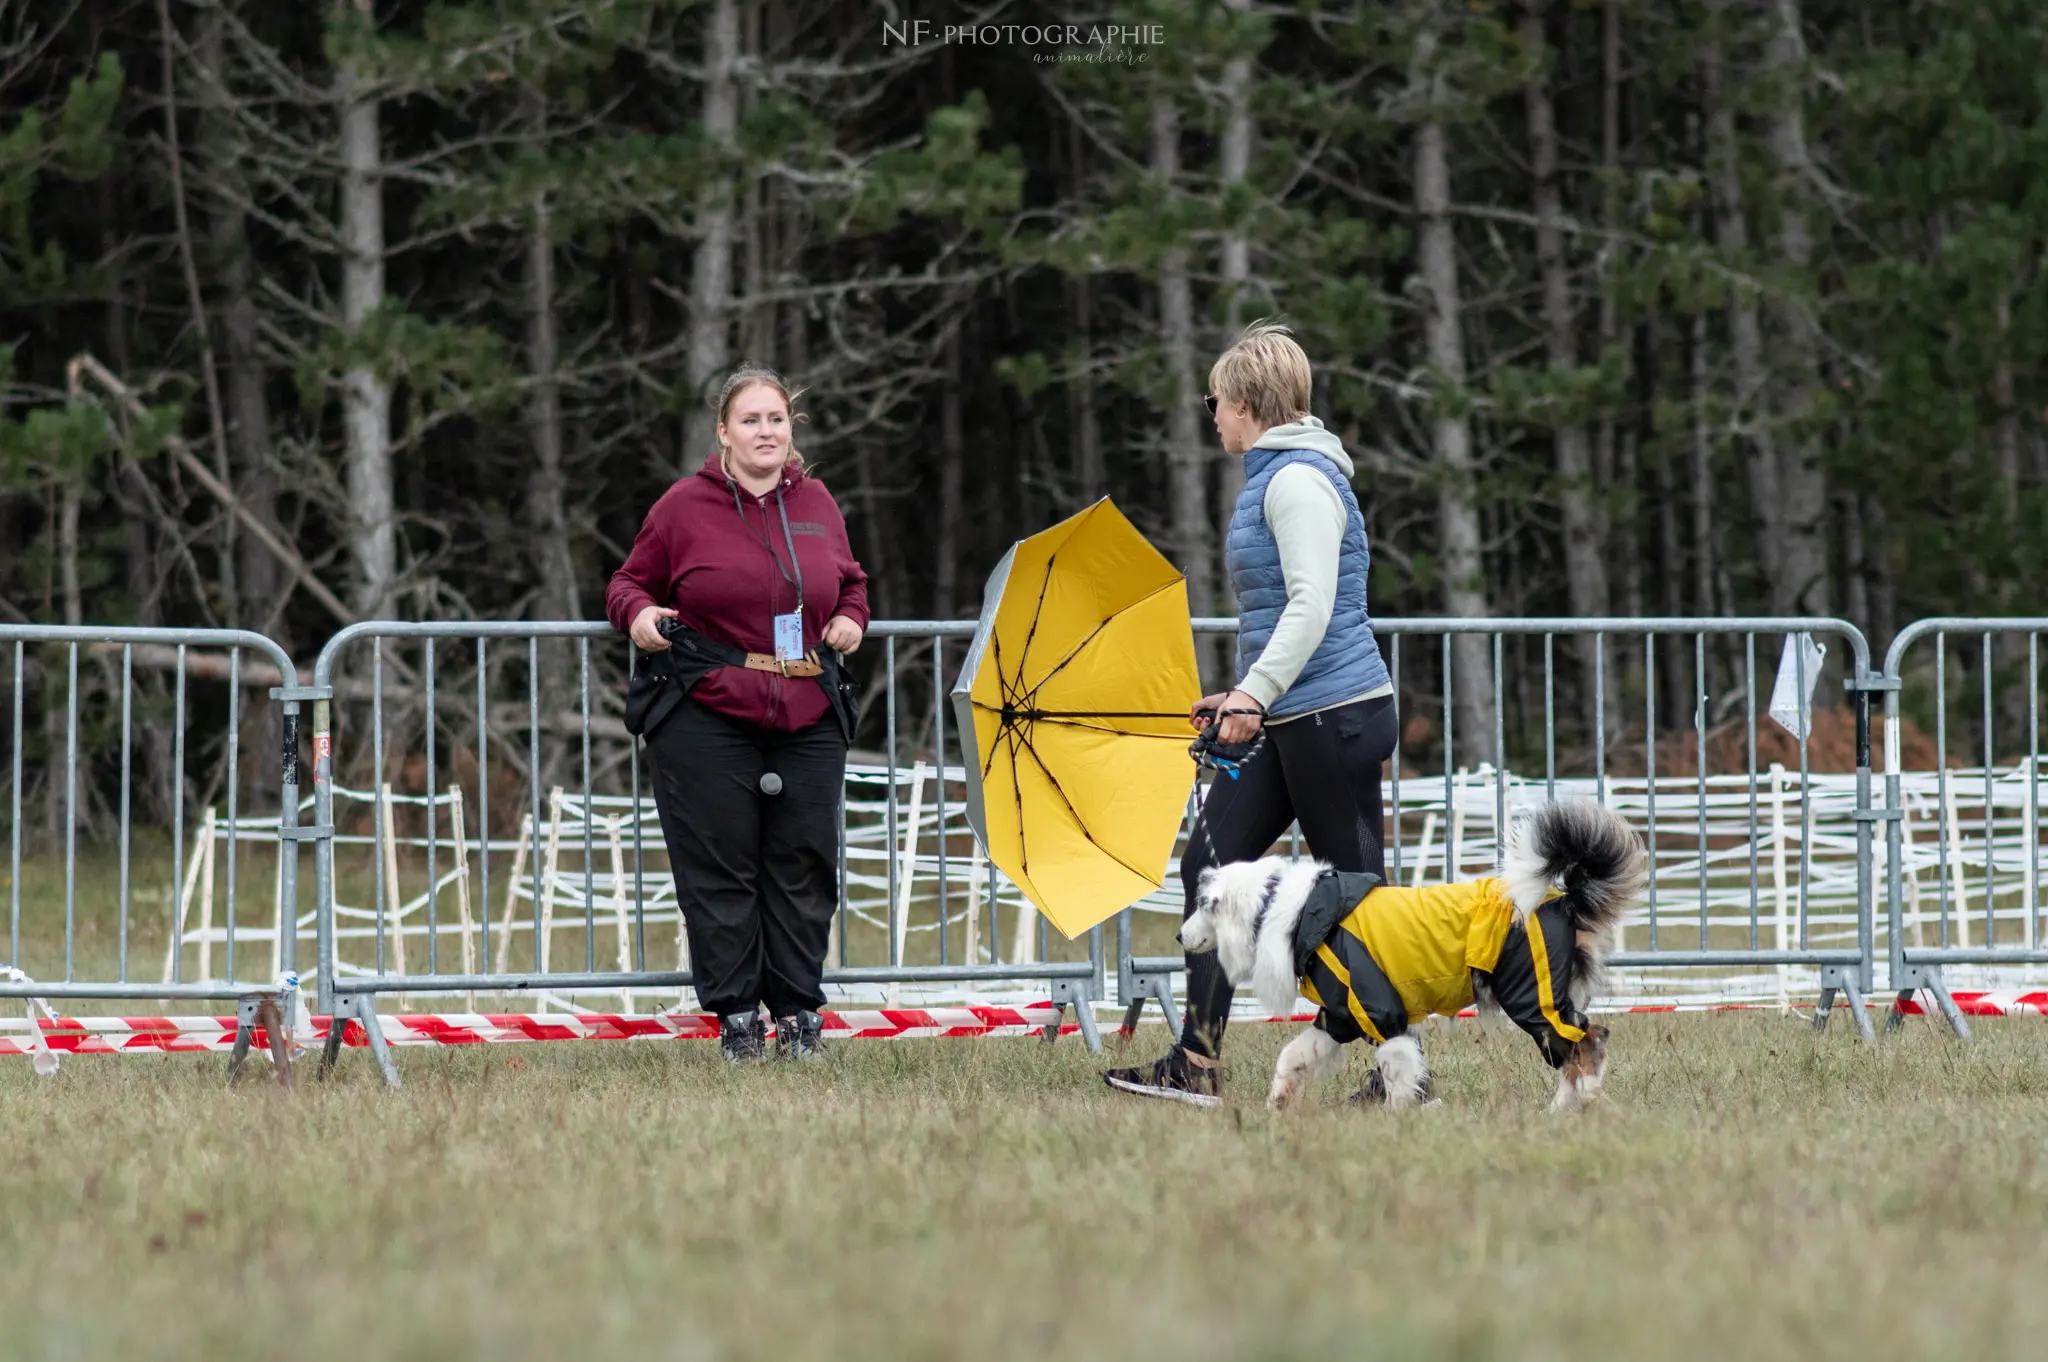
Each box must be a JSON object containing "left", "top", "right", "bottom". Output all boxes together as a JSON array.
[{"left": 1238, "top": 464, "right": 1346, "bottom": 709}]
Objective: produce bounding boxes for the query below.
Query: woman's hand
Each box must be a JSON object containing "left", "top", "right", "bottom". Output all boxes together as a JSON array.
[
  {"left": 822, "top": 614, "right": 864, "bottom": 654},
  {"left": 630, "top": 605, "right": 678, "bottom": 651},
  {"left": 1190, "top": 692, "right": 1229, "bottom": 732},
  {"left": 1213, "top": 689, "right": 1265, "bottom": 745}
]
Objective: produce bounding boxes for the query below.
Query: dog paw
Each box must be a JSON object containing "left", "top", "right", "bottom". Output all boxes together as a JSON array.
[{"left": 1548, "top": 1079, "right": 1606, "bottom": 1114}]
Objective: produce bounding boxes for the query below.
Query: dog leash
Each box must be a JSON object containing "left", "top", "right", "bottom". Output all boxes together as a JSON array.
[{"left": 1186, "top": 705, "right": 1270, "bottom": 869}]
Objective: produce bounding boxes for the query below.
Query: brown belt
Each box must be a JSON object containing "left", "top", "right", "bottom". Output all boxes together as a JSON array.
[{"left": 741, "top": 651, "right": 823, "bottom": 678}]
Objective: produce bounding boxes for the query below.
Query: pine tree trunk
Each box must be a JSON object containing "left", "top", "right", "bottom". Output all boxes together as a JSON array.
[
  {"left": 58, "top": 484, "right": 80, "bottom": 628},
  {"left": 1865, "top": 494, "right": 1895, "bottom": 651},
  {"left": 1591, "top": 0, "right": 1626, "bottom": 743},
  {"left": 197, "top": 6, "right": 280, "bottom": 636},
  {"left": 1655, "top": 427, "right": 1688, "bottom": 712},
  {"left": 1152, "top": 96, "right": 1220, "bottom": 686},
  {"left": 935, "top": 328, "right": 965, "bottom": 617},
  {"left": 1761, "top": 0, "right": 1830, "bottom": 617},
  {"left": 1592, "top": 0, "right": 1620, "bottom": 535},
  {"left": 1068, "top": 273, "right": 1104, "bottom": 503},
  {"left": 337, "top": 0, "right": 394, "bottom": 618},
  {"left": 1522, "top": 0, "right": 1610, "bottom": 742},
  {"left": 1688, "top": 308, "right": 1721, "bottom": 660},
  {"left": 1215, "top": 0, "right": 1254, "bottom": 621},
  {"left": 1411, "top": 27, "right": 1494, "bottom": 764},
  {"left": 1993, "top": 290, "right": 2021, "bottom": 551},
  {"left": 1990, "top": 291, "right": 2023, "bottom": 737},
  {"left": 683, "top": 0, "right": 739, "bottom": 469},
  {"left": 852, "top": 438, "right": 893, "bottom": 620},
  {"left": 1839, "top": 488, "right": 1868, "bottom": 631},
  {"left": 1065, "top": 121, "right": 1103, "bottom": 504},
  {"left": 524, "top": 189, "right": 578, "bottom": 622},
  {"left": 1703, "top": 0, "right": 1782, "bottom": 612},
  {"left": 740, "top": 0, "right": 768, "bottom": 364}
]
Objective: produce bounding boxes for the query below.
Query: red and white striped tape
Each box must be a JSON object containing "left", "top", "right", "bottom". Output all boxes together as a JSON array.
[
  {"left": 1885, "top": 989, "right": 2048, "bottom": 1018},
  {"left": 0, "top": 1004, "right": 1081, "bottom": 1056},
  {"left": 4, "top": 991, "right": 2045, "bottom": 1060}
]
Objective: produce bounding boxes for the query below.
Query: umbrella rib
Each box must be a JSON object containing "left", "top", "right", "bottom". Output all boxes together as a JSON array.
[
  {"left": 1008, "top": 721, "right": 1033, "bottom": 881},
  {"left": 1018, "top": 571, "right": 1194, "bottom": 704},
  {"left": 1019, "top": 718, "right": 1190, "bottom": 737},
  {"left": 1012, "top": 725, "right": 1164, "bottom": 889},
  {"left": 1017, "top": 614, "right": 1115, "bottom": 703},
  {"left": 971, "top": 701, "right": 1187, "bottom": 722},
  {"left": 1013, "top": 550, "right": 1059, "bottom": 682}
]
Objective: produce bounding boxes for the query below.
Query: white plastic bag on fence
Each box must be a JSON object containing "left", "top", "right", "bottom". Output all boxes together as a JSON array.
[
  {"left": 1769, "top": 632, "right": 1827, "bottom": 741},
  {"left": 2, "top": 967, "right": 61, "bottom": 1076},
  {"left": 276, "top": 971, "right": 315, "bottom": 1061}
]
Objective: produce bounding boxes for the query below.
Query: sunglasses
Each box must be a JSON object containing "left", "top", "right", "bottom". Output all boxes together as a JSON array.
[{"left": 1203, "top": 394, "right": 1219, "bottom": 416}]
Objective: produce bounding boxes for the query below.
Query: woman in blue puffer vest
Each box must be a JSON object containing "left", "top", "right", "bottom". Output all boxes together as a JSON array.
[{"left": 1105, "top": 321, "right": 1399, "bottom": 1108}]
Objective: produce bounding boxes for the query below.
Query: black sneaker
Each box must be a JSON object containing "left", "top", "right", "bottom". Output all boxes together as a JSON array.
[
  {"left": 774, "top": 1010, "right": 825, "bottom": 1060},
  {"left": 720, "top": 1011, "right": 766, "bottom": 1064},
  {"left": 1103, "top": 1047, "right": 1221, "bottom": 1109}
]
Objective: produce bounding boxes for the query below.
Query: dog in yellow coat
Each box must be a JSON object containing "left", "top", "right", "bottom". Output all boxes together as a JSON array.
[{"left": 1179, "top": 798, "right": 1647, "bottom": 1112}]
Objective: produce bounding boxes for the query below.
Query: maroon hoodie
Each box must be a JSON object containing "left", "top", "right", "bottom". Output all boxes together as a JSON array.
[{"left": 606, "top": 455, "right": 870, "bottom": 732}]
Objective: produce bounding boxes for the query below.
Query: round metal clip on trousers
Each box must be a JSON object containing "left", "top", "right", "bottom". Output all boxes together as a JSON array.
[{"left": 759, "top": 772, "right": 783, "bottom": 796}]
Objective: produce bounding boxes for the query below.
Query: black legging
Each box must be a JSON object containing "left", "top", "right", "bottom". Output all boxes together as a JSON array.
[{"left": 1179, "top": 693, "right": 1399, "bottom": 1058}]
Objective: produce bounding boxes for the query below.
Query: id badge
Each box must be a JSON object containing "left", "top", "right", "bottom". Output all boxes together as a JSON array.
[{"left": 773, "top": 612, "right": 805, "bottom": 662}]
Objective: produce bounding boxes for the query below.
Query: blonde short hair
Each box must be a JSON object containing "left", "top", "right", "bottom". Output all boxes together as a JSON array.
[{"left": 1207, "top": 320, "right": 1311, "bottom": 427}]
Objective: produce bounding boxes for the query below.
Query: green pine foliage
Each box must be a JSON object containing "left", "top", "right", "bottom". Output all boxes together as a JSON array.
[{"left": 0, "top": 0, "right": 2041, "bottom": 684}]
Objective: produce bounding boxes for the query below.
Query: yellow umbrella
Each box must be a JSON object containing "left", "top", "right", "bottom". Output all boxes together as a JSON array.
[{"left": 951, "top": 499, "right": 1201, "bottom": 937}]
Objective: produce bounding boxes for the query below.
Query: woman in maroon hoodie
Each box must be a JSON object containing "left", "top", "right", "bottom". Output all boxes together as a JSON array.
[{"left": 607, "top": 366, "right": 869, "bottom": 1063}]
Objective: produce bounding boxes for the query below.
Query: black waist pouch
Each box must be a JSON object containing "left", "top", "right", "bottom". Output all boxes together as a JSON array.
[
  {"left": 623, "top": 618, "right": 862, "bottom": 743},
  {"left": 623, "top": 619, "right": 738, "bottom": 738},
  {"left": 817, "top": 647, "right": 860, "bottom": 744}
]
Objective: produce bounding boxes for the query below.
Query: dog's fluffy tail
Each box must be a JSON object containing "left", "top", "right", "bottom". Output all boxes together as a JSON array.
[{"left": 1502, "top": 797, "right": 1648, "bottom": 939}]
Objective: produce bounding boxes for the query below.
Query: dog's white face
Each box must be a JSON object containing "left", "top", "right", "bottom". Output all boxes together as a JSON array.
[{"left": 1179, "top": 861, "right": 1275, "bottom": 987}]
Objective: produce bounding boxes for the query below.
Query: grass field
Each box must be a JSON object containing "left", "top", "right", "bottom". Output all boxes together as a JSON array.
[{"left": 3, "top": 1011, "right": 2046, "bottom": 1361}]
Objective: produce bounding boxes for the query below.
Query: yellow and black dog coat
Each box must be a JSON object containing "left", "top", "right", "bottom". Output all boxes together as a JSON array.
[{"left": 1288, "top": 870, "right": 1590, "bottom": 1066}]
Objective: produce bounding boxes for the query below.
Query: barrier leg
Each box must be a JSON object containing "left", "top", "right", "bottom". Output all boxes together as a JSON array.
[
  {"left": 1049, "top": 976, "right": 1101, "bottom": 1054},
  {"left": 1811, "top": 968, "right": 1873, "bottom": 1040},
  {"left": 1884, "top": 989, "right": 1915, "bottom": 1034},
  {"left": 1838, "top": 974, "right": 1873, "bottom": 1041},
  {"left": 318, "top": 998, "right": 349, "bottom": 1078},
  {"left": 226, "top": 993, "right": 294, "bottom": 1088},
  {"left": 226, "top": 995, "right": 255, "bottom": 1084},
  {"left": 1149, "top": 977, "right": 1182, "bottom": 1038},
  {"left": 357, "top": 996, "right": 403, "bottom": 1087},
  {"left": 1926, "top": 974, "right": 1973, "bottom": 1041},
  {"left": 1040, "top": 1002, "right": 1064, "bottom": 1043},
  {"left": 1070, "top": 998, "right": 1102, "bottom": 1054},
  {"left": 1118, "top": 964, "right": 1182, "bottom": 1041}
]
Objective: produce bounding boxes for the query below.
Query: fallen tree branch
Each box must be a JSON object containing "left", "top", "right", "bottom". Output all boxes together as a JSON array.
[{"left": 67, "top": 353, "right": 359, "bottom": 631}]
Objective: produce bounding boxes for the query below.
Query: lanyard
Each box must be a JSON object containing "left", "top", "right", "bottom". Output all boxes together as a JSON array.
[{"left": 727, "top": 474, "right": 806, "bottom": 619}]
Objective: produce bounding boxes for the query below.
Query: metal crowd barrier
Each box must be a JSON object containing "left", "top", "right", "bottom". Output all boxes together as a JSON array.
[
  {"left": 37, "top": 610, "right": 2048, "bottom": 1085},
  {"left": 1880, "top": 619, "right": 2048, "bottom": 1038},
  {"left": 0, "top": 624, "right": 309, "bottom": 1077},
  {"left": 1114, "top": 616, "right": 1882, "bottom": 1041},
  {"left": 306, "top": 621, "right": 1106, "bottom": 1085}
]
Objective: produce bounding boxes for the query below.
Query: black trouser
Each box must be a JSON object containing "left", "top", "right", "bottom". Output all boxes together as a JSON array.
[
  {"left": 645, "top": 696, "right": 846, "bottom": 1019},
  {"left": 1179, "top": 694, "right": 1399, "bottom": 1058}
]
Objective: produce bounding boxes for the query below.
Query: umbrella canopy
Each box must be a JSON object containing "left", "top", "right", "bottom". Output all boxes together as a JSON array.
[{"left": 951, "top": 500, "right": 1201, "bottom": 937}]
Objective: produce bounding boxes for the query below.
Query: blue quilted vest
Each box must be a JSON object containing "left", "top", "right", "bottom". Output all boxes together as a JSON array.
[{"left": 1226, "top": 446, "right": 1388, "bottom": 717}]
